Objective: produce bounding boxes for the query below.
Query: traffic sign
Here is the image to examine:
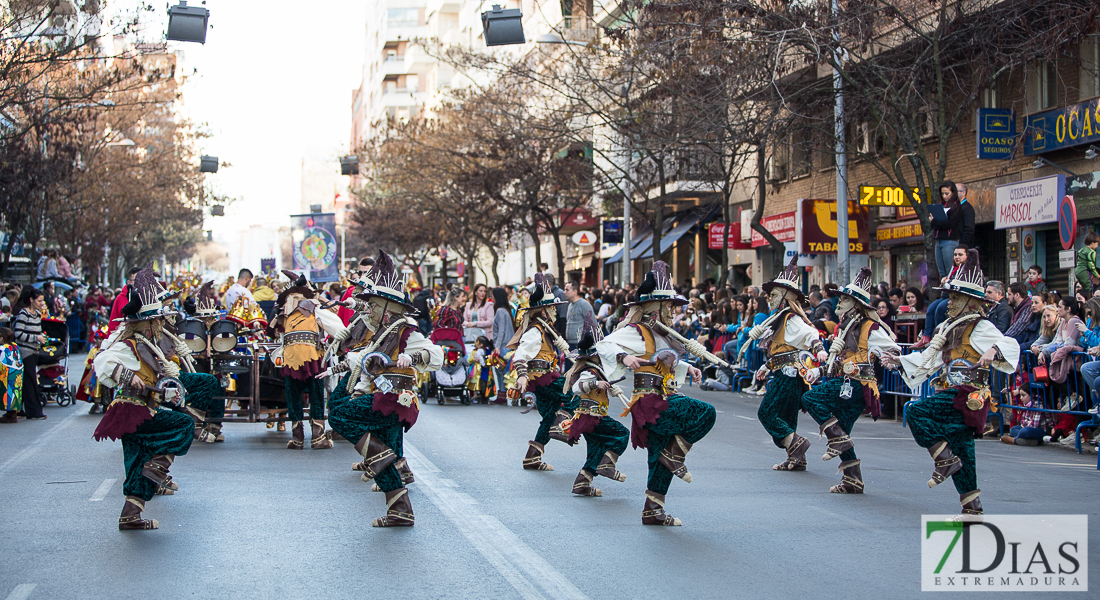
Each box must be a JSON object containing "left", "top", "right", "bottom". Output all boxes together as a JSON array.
[
  {"left": 1058, "top": 195, "right": 1077, "bottom": 251},
  {"left": 572, "top": 230, "right": 597, "bottom": 246}
]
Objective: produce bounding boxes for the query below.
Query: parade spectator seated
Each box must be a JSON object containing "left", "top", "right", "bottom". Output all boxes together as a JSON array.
[
  {"left": 1006, "top": 282, "right": 1041, "bottom": 349},
  {"left": 899, "top": 287, "right": 926, "bottom": 313},
  {"left": 913, "top": 245, "right": 968, "bottom": 348},
  {"left": 888, "top": 287, "right": 904, "bottom": 309},
  {"left": 1034, "top": 297, "right": 1085, "bottom": 411},
  {"left": 1000, "top": 388, "right": 1049, "bottom": 446},
  {"left": 985, "top": 280, "right": 1011, "bottom": 333},
  {"left": 809, "top": 291, "right": 834, "bottom": 322}
]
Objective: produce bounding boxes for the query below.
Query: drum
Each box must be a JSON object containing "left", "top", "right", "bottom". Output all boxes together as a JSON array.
[
  {"left": 209, "top": 319, "right": 239, "bottom": 354},
  {"left": 177, "top": 319, "right": 208, "bottom": 354}
]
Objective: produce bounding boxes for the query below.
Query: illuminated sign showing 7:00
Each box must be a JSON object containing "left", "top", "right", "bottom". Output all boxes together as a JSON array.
[{"left": 858, "top": 185, "right": 930, "bottom": 207}]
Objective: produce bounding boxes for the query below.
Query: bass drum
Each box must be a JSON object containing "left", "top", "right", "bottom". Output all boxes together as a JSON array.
[
  {"left": 209, "top": 319, "right": 239, "bottom": 354},
  {"left": 177, "top": 319, "right": 208, "bottom": 354}
]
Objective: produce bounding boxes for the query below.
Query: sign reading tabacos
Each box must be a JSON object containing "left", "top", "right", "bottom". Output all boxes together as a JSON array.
[{"left": 994, "top": 175, "right": 1065, "bottom": 229}]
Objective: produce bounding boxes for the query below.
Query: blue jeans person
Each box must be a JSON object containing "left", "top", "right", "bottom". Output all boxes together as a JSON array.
[
  {"left": 935, "top": 239, "right": 959, "bottom": 280},
  {"left": 1079, "top": 360, "right": 1100, "bottom": 410},
  {"left": 923, "top": 298, "right": 950, "bottom": 337}
]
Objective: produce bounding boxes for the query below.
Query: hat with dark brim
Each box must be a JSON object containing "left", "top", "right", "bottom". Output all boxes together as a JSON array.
[
  {"left": 355, "top": 250, "right": 417, "bottom": 312},
  {"left": 624, "top": 261, "right": 689, "bottom": 307},
  {"left": 934, "top": 248, "right": 991, "bottom": 302},
  {"left": 761, "top": 254, "right": 806, "bottom": 302},
  {"left": 837, "top": 266, "right": 875, "bottom": 309}
]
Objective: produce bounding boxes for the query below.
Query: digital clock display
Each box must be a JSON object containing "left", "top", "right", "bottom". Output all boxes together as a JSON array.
[{"left": 858, "top": 185, "right": 930, "bottom": 207}]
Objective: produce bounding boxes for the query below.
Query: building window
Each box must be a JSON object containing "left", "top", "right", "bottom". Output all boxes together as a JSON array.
[
  {"left": 1029, "top": 60, "right": 1058, "bottom": 111},
  {"left": 981, "top": 84, "right": 999, "bottom": 109},
  {"left": 1081, "top": 35, "right": 1099, "bottom": 100},
  {"left": 387, "top": 8, "right": 420, "bottom": 28}
]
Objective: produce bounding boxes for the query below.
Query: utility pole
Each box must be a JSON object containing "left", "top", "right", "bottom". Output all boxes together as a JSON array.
[{"left": 833, "top": 0, "right": 850, "bottom": 285}]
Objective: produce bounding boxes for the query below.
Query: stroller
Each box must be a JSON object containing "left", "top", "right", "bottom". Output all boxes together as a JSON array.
[
  {"left": 429, "top": 326, "right": 471, "bottom": 405},
  {"left": 38, "top": 318, "right": 74, "bottom": 407}
]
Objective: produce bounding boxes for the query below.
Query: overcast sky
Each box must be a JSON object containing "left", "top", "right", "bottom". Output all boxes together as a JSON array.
[{"left": 119, "top": 1, "right": 366, "bottom": 238}]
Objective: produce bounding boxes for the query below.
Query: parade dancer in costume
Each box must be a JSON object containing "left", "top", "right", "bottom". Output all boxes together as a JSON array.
[
  {"left": 595, "top": 262, "right": 714, "bottom": 526},
  {"left": 882, "top": 250, "right": 1018, "bottom": 516},
  {"left": 741, "top": 255, "right": 827, "bottom": 472},
  {"left": 800, "top": 267, "right": 901, "bottom": 493},
  {"left": 560, "top": 313, "right": 631, "bottom": 497},
  {"left": 506, "top": 273, "right": 576, "bottom": 472},
  {"left": 267, "top": 271, "right": 348, "bottom": 449},
  {"left": 325, "top": 250, "right": 442, "bottom": 527},
  {"left": 92, "top": 268, "right": 221, "bottom": 530}
]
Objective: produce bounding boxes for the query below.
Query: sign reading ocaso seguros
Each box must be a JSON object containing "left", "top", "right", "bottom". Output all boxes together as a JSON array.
[{"left": 994, "top": 175, "right": 1065, "bottom": 230}]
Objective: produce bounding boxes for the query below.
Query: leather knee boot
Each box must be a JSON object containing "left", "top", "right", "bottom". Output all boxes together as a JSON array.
[
  {"left": 927, "top": 441, "right": 961, "bottom": 488},
  {"left": 522, "top": 440, "right": 553, "bottom": 471},
  {"left": 371, "top": 457, "right": 415, "bottom": 491},
  {"left": 658, "top": 435, "right": 693, "bottom": 483},
  {"left": 596, "top": 451, "right": 626, "bottom": 482},
  {"left": 119, "top": 496, "right": 157, "bottom": 530},
  {"left": 960, "top": 489, "right": 983, "bottom": 515},
  {"left": 356, "top": 433, "right": 397, "bottom": 481},
  {"left": 286, "top": 421, "right": 305, "bottom": 449},
  {"left": 641, "top": 491, "right": 681, "bottom": 526},
  {"left": 310, "top": 419, "right": 333, "bottom": 449},
  {"left": 572, "top": 470, "right": 602, "bottom": 497},
  {"left": 773, "top": 433, "right": 809, "bottom": 471},
  {"left": 829, "top": 459, "right": 864, "bottom": 494},
  {"left": 820, "top": 417, "right": 854, "bottom": 461},
  {"left": 372, "top": 487, "right": 414, "bottom": 527},
  {"left": 548, "top": 410, "right": 574, "bottom": 443},
  {"left": 184, "top": 406, "right": 216, "bottom": 443}
]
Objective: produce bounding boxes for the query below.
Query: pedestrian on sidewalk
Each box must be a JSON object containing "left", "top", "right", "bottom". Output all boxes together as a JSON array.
[{"left": 12, "top": 287, "right": 47, "bottom": 420}]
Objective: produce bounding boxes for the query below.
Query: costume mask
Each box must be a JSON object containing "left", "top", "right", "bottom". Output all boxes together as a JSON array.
[
  {"left": 946, "top": 292, "right": 971, "bottom": 318},
  {"left": 836, "top": 296, "right": 857, "bottom": 320},
  {"left": 768, "top": 288, "right": 786, "bottom": 312}
]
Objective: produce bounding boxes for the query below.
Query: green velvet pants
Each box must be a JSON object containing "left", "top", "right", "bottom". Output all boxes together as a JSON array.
[
  {"left": 179, "top": 372, "right": 223, "bottom": 422},
  {"left": 800, "top": 378, "right": 862, "bottom": 463},
  {"left": 284, "top": 376, "right": 325, "bottom": 422},
  {"left": 757, "top": 371, "right": 805, "bottom": 448},
  {"left": 581, "top": 416, "right": 630, "bottom": 474},
  {"left": 121, "top": 409, "right": 194, "bottom": 501},
  {"left": 644, "top": 394, "right": 716, "bottom": 495},
  {"left": 905, "top": 390, "right": 978, "bottom": 494},
  {"left": 532, "top": 377, "right": 579, "bottom": 445},
  {"left": 328, "top": 393, "right": 404, "bottom": 492}
]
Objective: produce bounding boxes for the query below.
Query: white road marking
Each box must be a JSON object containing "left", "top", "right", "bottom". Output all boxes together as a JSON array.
[
  {"left": 5, "top": 584, "right": 36, "bottom": 600},
  {"left": 0, "top": 409, "right": 82, "bottom": 478},
  {"left": 89, "top": 479, "right": 116, "bottom": 502},
  {"left": 807, "top": 505, "right": 887, "bottom": 534},
  {"left": 734, "top": 415, "right": 755, "bottom": 421},
  {"left": 405, "top": 442, "right": 589, "bottom": 600}
]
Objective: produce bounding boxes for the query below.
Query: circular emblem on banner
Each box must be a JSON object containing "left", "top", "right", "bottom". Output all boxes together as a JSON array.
[
  {"left": 294, "top": 226, "right": 338, "bottom": 271},
  {"left": 1058, "top": 195, "right": 1077, "bottom": 251},
  {"left": 1023, "top": 232, "right": 1034, "bottom": 254},
  {"left": 572, "top": 230, "right": 597, "bottom": 246}
]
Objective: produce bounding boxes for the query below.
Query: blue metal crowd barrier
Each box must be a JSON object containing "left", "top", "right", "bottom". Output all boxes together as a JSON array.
[{"left": 900, "top": 349, "right": 1099, "bottom": 470}]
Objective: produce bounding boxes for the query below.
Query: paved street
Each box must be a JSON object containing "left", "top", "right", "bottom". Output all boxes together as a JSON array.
[{"left": 1, "top": 363, "right": 1097, "bottom": 599}]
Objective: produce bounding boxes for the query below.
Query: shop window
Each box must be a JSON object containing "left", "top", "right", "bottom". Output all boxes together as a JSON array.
[{"left": 767, "top": 139, "right": 789, "bottom": 182}]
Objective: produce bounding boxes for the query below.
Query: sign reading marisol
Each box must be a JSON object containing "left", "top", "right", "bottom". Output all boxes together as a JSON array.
[{"left": 994, "top": 175, "right": 1065, "bottom": 229}]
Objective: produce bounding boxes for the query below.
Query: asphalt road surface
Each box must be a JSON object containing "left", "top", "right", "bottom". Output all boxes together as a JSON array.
[{"left": 1, "top": 366, "right": 1097, "bottom": 599}]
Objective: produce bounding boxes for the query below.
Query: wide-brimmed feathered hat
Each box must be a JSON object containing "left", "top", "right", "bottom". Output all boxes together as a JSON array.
[
  {"left": 120, "top": 267, "right": 170, "bottom": 322},
  {"left": 936, "top": 248, "right": 989, "bottom": 302},
  {"left": 276, "top": 269, "right": 316, "bottom": 306},
  {"left": 837, "top": 266, "right": 875, "bottom": 309},
  {"left": 194, "top": 281, "right": 220, "bottom": 319},
  {"left": 356, "top": 250, "right": 416, "bottom": 311},
  {"left": 526, "top": 272, "right": 567, "bottom": 310},
  {"left": 625, "top": 261, "right": 688, "bottom": 307},
  {"left": 575, "top": 312, "right": 604, "bottom": 357},
  {"left": 761, "top": 254, "right": 806, "bottom": 302}
]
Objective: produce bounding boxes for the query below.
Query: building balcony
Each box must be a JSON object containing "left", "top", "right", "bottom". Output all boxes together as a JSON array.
[
  {"left": 382, "top": 56, "right": 407, "bottom": 75},
  {"left": 380, "top": 90, "right": 427, "bottom": 108}
]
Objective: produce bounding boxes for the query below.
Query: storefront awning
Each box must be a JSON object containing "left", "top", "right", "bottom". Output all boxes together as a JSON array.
[
  {"left": 604, "top": 231, "right": 653, "bottom": 264},
  {"left": 657, "top": 212, "right": 704, "bottom": 255}
]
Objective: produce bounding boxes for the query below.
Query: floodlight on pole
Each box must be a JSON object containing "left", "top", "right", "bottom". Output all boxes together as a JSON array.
[
  {"left": 482, "top": 5, "right": 524, "bottom": 46},
  {"left": 200, "top": 155, "right": 219, "bottom": 173},
  {"left": 167, "top": 1, "right": 210, "bottom": 44},
  {"left": 1032, "top": 156, "right": 1079, "bottom": 177}
]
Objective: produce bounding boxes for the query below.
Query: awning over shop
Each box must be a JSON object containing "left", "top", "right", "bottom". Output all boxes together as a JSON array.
[
  {"left": 604, "top": 231, "right": 653, "bottom": 264},
  {"left": 658, "top": 212, "right": 705, "bottom": 255}
]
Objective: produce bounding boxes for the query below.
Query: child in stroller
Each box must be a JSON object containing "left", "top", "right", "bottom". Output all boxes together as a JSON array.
[
  {"left": 429, "top": 326, "right": 471, "bottom": 405},
  {"left": 37, "top": 318, "right": 73, "bottom": 407}
]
